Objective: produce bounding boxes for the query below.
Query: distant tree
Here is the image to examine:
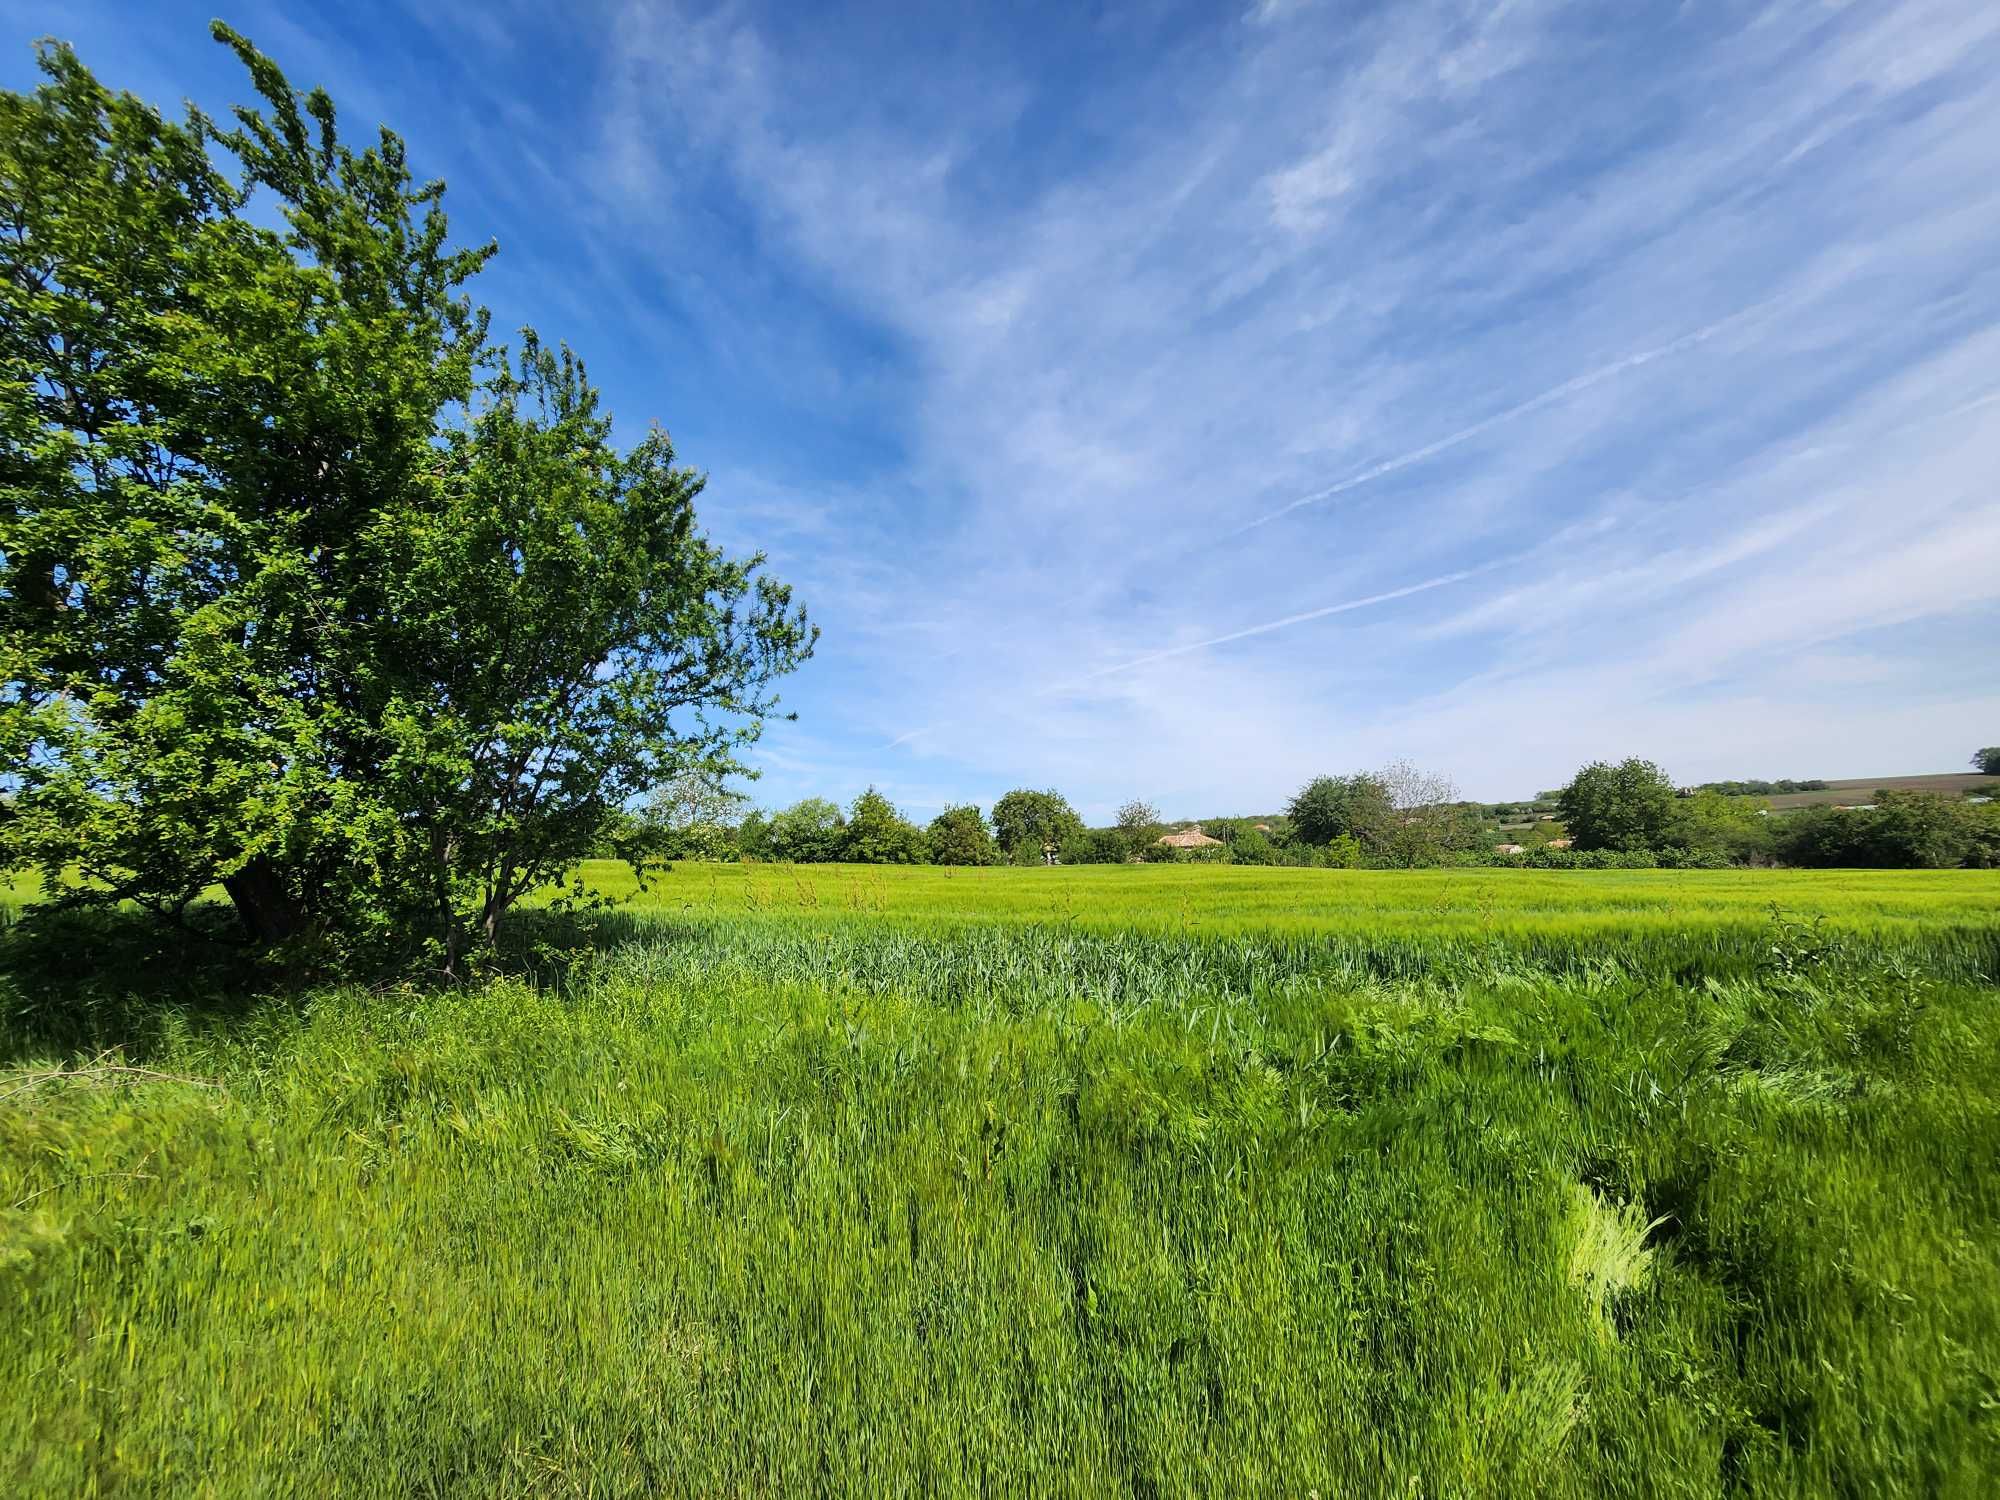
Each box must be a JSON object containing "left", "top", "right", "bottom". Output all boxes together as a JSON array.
[
  {"left": 767, "top": 798, "right": 844, "bottom": 863},
  {"left": 1776, "top": 792, "right": 1979, "bottom": 869},
  {"left": 1556, "top": 760, "right": 1679, "bottom": 852},
  {"left": 736, "top": 809, "right": 773, "bottom": 861},
  {"left": 590, "top": 806, "right": 643, "bottom": 858},
  {"left": 1231, "top": 826, "right": 1278, "bottom": 865},
  {"left": 1374, "top": 760, "right": 1475, "bottom": 866},
  {"left": 1115, "top": 799, "right": 1163, "bottom": 858},
  {"left": 1286, "top": 774, "right": 1393, "bottom": 849},
  {"left": 1669, "top": 790, "right": 1772, "bottom": 863},
  {"left": 1862, "top": 790, "right": 1976, "bottom": 869},
  {"left": 1694, "top": 779, "right": 1827, "bottom": 796},
  {"left": 1968, "top": 802, "right": 2000, "bottom": 868},
  {"left": 841, "top": 788, "right": 928, "bottom": 864},
  {"left": 1772, "top": 805, "right": 1866, "bottom": 868},
  {"left": 1976, "top": 747, "right": 2000, "bottom": 775},
  {"left": 927, "top": 805, "right": 997, "bottom": 866},
  {"left": 991, "top": 789, "right": 1085, "bottom": 864},
  {"left": 641, "top": 772, "right": 747, "bottom": 861}
]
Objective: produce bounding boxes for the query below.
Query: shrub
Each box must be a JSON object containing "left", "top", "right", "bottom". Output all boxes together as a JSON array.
[
  {"left": 1231, "top": 828, "right": 1279, "bottom": 865},
  {"left": 1774, "top": 792, "right": 1986, "bottom": 869},
  {"left": 1059, "top": 830, "right": 1128, "bottom": 865}
]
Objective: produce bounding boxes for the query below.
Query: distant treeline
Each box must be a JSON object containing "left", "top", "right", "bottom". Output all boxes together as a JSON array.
[
  {"left": 1533, "top": 761, "right": 1996, "bottom": 870},
  {"left": 620, "top": 755, "right": 2000, "bottom": 873}
]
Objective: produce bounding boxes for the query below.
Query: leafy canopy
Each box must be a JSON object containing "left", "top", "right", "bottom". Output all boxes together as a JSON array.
[
  {"left": 989, "top": 788, "right": 1084, "bottom": 862},
  {"left": 735, "top": 809, "right": 774, "bottom": 861},
  {"left": 926, "top": 804, "right": 996, "bottom": 866},
  {"left": 0, "top": 30, "right": 813, "bottom": 971},
  {"left": 1285, "top": 774, "right": 1392, "bottom": 849},
  {"left": 767, "top": 799, "right": 844, "bottom": 863},
  {"left": 1556, "top": 760, "right": 1680, "bottom": 853},
  {"left": 841, "top": 788, "right": 928, "bottom": 865}
]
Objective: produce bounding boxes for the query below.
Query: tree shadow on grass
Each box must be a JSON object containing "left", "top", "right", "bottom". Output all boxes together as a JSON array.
[
  {"left": 0, "top": 902, "right": 274, "bottom": 1061},
  {"left": 0, "top": 900, "right": 706, "bottom": 1063},
  {"left": 480, "top": 906, "right": 709, "bottom": 989}
]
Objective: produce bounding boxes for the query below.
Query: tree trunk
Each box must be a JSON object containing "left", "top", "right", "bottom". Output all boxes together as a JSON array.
[{"left": 223, "top": 855, "right": 308, "bottom": 944}]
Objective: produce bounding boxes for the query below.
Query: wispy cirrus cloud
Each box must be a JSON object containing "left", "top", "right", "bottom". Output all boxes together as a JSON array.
[
  {"left": 558, "top": 0, "right": 2000, "bottom": 815},
  {"left": 1056, "top": 567, "right": 1492, "bottom": 689},
  {"left": 1231, "top": 297, "right": 1784, "bottom": 536}
]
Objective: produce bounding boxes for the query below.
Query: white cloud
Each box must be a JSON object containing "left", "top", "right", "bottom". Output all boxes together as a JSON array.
[{"left": 582, "top": 0, "right": 2000, "bottom": 807}]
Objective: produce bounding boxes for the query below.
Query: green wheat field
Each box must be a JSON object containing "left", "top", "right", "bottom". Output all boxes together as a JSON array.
[{"left": 4, "top": 863, "right": 1999, "bottom": 1495}]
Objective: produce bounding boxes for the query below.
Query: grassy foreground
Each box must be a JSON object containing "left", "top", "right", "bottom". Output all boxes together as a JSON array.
[{"left": 3, "top": 866, "right": 1998, "bottom": 1495}]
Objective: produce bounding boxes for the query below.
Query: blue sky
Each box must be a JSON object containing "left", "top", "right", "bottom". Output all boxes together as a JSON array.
[{"left": 9, "top": 1, "right": 1999, "bottom": 818}]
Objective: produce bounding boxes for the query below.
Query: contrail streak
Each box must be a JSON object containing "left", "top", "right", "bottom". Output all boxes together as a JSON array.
[
  {"left": 1234, "top": 300, "right": 1775, "bottom": 536},
  {"left": 1055, "top": 566, "right": 1484, "bottom": 690}
]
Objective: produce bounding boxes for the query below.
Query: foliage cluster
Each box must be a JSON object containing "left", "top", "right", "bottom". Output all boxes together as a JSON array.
[
  {"left": 1776, "top": 790, "right": 2000, "bottom": 870},
  {"left": 0, "top": 32, "right": 811, "bottom": 975},
  {"left": 1548, "top": 760, "right": 1999, "bottom": 870}
]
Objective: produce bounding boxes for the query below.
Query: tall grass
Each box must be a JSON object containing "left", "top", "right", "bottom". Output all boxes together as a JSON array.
[{"left": 3, "top": 866, "right": 1998, "bottom": 1494}]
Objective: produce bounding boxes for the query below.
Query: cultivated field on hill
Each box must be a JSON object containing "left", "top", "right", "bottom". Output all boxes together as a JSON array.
[
  {"left": 3, "top": 865, "right": 1998, "bottom": 1495},
  {"left": 1750, "top": 772, "right": 1994, "bottom": 809}
]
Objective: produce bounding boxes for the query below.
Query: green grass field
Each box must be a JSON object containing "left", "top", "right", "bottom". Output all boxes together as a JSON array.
[
  {"left": 593, "top": 857, "right": 2000, "bottom": 934},
  {"left": 4, "top": 864, "right": 1998, "bottom": 1495}
]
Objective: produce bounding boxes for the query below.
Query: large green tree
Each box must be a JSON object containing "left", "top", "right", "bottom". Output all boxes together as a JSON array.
[
  {"left": 990, "top": 788, "right": 1084, "bottom": 864},
  {"left": 1861, "top": 790, "right": 1978, "bottom": 869},
  {"left": 1775, "top": 792, "right": 1989, "bottom": 869},
  {"left": 841, "top": 788, "right": 928, "bottom": 864},
  {"left": 734, "top": 809, "right": 774, "bottom": 861},
  {"left": 0, "top": 30, "right": 813, "bottom": 971},
  {"left": 1285, "top": 773, "right": 1392, "bottom": 849},
  {"left": 766, "top": 799, "right": 843, "bottom": 863},
  {"left": 1556, "top": 759, "right": 1679, "bottom": 853},
  {"left": 926, "top": 804, "right": 996, "bottom": 866},
  {"left": 1975, "top": 747, "right": 2000, "bottom": 776}
]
